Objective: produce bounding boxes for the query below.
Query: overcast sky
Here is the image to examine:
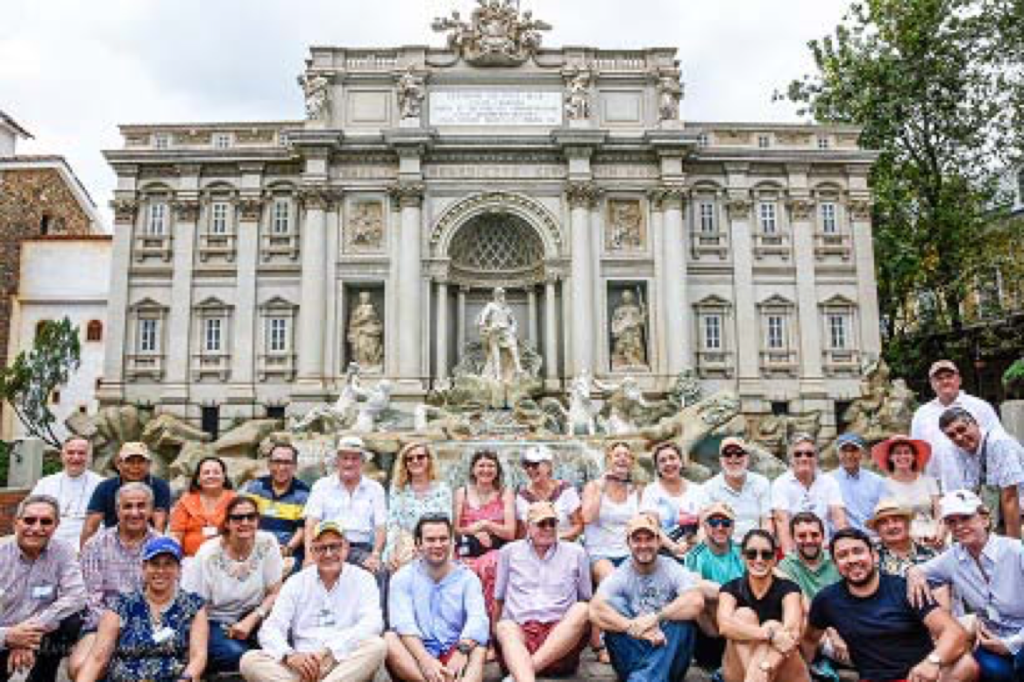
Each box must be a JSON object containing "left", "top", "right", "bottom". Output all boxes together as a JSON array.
[{"left": 1, "top": 0, "right": 851, "bottom": 228}]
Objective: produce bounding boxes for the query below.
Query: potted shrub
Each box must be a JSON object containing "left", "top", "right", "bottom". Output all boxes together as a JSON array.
[
  {"left": 1001, "top": 359, "right": 1024, "bottom": 443},
  {"left": 1004, "top": 359, "right": 1024, "bottom": 400}
]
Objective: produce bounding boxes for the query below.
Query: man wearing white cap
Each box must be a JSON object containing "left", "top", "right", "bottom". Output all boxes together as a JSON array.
[
  {"left": 911, "top": 359, "right": 1004, "bottom": 478},
  {"left": 514, "top": 445, "right": 583, "bottom": 541},
  {"left": 908, "top": 489, "right": 1024, "bottom": 680},
  {"left": 303, "top": 436, "right": 387, "bottom": 575},
  {"left": 700, "top": 437, "right": 772, "bottom": 540},
  {"left": 590, "top": 514, "right": 703, "bottom": 682}
]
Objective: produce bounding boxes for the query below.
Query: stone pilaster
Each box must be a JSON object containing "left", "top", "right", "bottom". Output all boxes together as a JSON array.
[
  {"left": 543, "top": 275, "right": 560, "bottom": 382},
  {"left": 295, "top": 187, "right": 337, "bottom": 389},
  {"left": 566, "top": 181, "right": 602, "bottom": 375},
  {"left": 98, "top": 197, "right": 138, "bottom": 403},
  {"left": 229, "top": 196, "right": 264, "bottom": 399},
  {"left": 651, "top": 185, "right": 690, "bottom": 376},
  {"left": 390, "top": 182, "right": 425, "bottom": 385},
  {"left": 163, "top": 198, "right": 200, "bottom": 403},
  {"left": 435, "top": 280, "right": 449, "bottom": 379},
  {"left": 789, "top": 195, "right": 825, "bottom": 391},
  {"left": 850, "top": 197, "right": 882, "bottom": 358},
  {"left": 726, "top": 195, "right": 759, "bottom": 392}
]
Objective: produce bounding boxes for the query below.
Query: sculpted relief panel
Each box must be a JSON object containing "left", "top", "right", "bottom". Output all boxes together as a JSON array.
[
  {"left": 344, "top": 200, "right": 385, "bottom": 252},
  {"left": 605, "top": 199, "right": 646, "bottom": 252}
]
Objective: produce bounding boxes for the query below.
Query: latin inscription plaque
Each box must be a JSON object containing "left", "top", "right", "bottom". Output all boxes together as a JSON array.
[{"left": 429, "top": 91, "right": 562, "bottom": 126}]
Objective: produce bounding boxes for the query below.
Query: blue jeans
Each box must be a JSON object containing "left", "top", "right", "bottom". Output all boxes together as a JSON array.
[
  {"left": 974, "top": 645, "right": 1024, "bottom": 681},
  {"left": 605, "top": 620, "right": 696, "bottom": 682},
  {"left": 208, "top": 621, "right": 257, "bottom": 673}
]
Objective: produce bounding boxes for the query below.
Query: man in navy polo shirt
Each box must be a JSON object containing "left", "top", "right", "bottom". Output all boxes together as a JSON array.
[
  {"left": 803, "top": 527, "right": 978, "bottom": 681},
  {"left": 243, "top": 443, "right": 310, "bottom": 567},
  {"left": 80, "top": 441, "right": 171, "bottom": 544}
]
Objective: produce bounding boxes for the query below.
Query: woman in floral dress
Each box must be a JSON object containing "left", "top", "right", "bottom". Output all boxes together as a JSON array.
[
  {"left": 76, "top": 537, "right": 209, "bottom": 682},
  {"left": 383, "top": 441, "right": 453, "bottom": 571}
]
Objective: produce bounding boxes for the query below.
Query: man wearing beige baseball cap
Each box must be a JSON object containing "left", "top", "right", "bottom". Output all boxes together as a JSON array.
[
  {"left": 590, "top": 514, "right": 704, "bottom": 681},
  {"left": 81, "top": 441, "right": 171, "bottom": 545}
]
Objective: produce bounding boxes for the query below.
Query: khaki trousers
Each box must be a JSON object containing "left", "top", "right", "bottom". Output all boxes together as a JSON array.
[{"left": 239, "top": 637, "right": 386, "bottom": 682}]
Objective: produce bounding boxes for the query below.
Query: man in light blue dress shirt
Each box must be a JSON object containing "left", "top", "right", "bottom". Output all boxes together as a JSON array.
[
  {"left": 386, "top": 514, "right": 489, "bottom": 682},
  {"left": 829, "top": 433, "right": 887, "bottom": 533}
]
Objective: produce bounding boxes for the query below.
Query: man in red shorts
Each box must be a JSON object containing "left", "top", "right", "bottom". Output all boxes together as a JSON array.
[{"left": 494, "top": 501, "right": 592, "bottom": 681}]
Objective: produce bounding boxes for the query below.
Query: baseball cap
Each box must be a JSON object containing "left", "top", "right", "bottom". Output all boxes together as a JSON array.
[
  {"left": 119, "top": 441, "right": 152, "bottom": 461},
  {"left": 719, "top": 437, "right": 748, "bottom": 456},
  {"left": 142, "top": 536, "right": 182, "bottom": 562},
  {"left": 835, "top": 433, "right": 867, "bottom": 451},
  {"left": 939, "top": 489, "right": 987, "bottom": 519},
  {"left": 702, "top": 501, "right": 736, "bottom": 522},
  {"left": 526, "top": 501, "right": 558, "bottom": 524},
  {"left": 626, "top": 514, "right": 660, "bottom": 538},
  {"left": 928, "top": 360, "right": 959, "bottom": 378},
  {"left": 522, "top": 445, "right": 553, "bottom": 464},
  {"left": 312, "top": 520, "right": 346, "bottom": 540}
]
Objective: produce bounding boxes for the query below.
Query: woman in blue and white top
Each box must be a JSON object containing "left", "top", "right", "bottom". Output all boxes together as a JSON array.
[{"left": 640, "top": 441, "right": 706, "bottom": 559}]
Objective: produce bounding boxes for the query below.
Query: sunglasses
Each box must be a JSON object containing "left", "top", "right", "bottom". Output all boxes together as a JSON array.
[
  {"left": 743, "top": 548, "right": 774, "bottom": 561},
  {"left": 706, "top": 517, "right": 733, "bottom": 529},
  {"left": 535, "top": 519, "right": 558, "bottom": 528},
  {"left": 721, "top": 450, "right": 747, "bottom": 459},
  {"left": 314, "top": 542, "right": 345, "bottom": 555},
  {"left": 269, "top": 459, "right": 296, "bottom": 466},
  {"left": 228, "top": 512, "right": 259, "bottom": 522},
  {"left": 523, "top": 461, "right": 542, "bottom": 469},
  {"left": 406, "top": 454, "right": 430, "bottom": 462},
  {"left": 792, "top": 450, "right": 817, "bottom": 459},
  {"left": 20, "top": 516, "right": 56, "bottom": 527},
  {"left": 942, "top": 425, "right": 972, "bottom": 439}
]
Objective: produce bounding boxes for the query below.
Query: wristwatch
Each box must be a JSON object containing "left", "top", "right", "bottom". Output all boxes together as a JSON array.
[
  {"left": 927, "top": 653, "right": 943, "bottom": 667},
  {"left": 255, "top": 606, "right": 268, "bottom": 619},
  {"left": 457, "top": 641, "right": 476, "bottom": 655}
]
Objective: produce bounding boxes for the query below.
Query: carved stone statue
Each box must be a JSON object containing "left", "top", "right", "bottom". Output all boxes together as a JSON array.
[
  {"left": 289, "top": 364, "right": 361, "bottom": 433},
  {"left": 608, "top": 200, "right": 643, "bottom": 250},
  {"left": 476, "top": 287, "right": 523, "bottom": 383},
  {"left": 347, "top": 292, "right": 384, "bottom": 370},
  {"left": 842, "top": 358, "right": 916, "bottom": 443},
  {"left": 657, "top": 73, "right": 682, "bottom": 122},
  {"left": 598, "top": 375, "right": 649, "bottom": 435},
  {"left": 432, "top": 0, "right": 550, "bottom": 66},
  {"left": 397, "top": 67, "right": 426, "bottom": 120},
  {"left": 352, "top": 380, "right": 392, "bottom": 432},
  {"left": 610, "top": 290, "right": 648, "bottom": 370},
  {"left": 298, "top": 72, "right": 331, "bottom": 121},
  {"left": 564, "top": 71, "right": 592, "bottom": 121},
  {"left": 566, "top": 370, "right": 599, "bottom": 436}
]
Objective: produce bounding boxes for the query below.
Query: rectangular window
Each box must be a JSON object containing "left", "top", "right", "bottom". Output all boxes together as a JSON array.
[
  {"left": 210, "top": 202, "right": 230, "bottom": 234},
  {"left": 820, "top": 202, "right": 837, "bottom": 233},
  {"left": 204, "top": 318, "right": 223, "bottom": 352},
  {"left": 153, "top": 133, "right": 170, "bottom": 149},
  {"left": 699, "top": 202, "right": 716, "bottom": 233},
  {"left": 828, "top": 313, "right": 848, "bottom": 349},
  {"left": 817, "top": 135, "right": 830, "bottom": 150},
  {"left": 146, "top": 203, "right": 166, "bottom": 235},
  {"left": 268, "top": 317, "right": 288, "bottom": 352},
  {"left": 697, "top": 133, "right": 709, "bottom": 147},
  {"left": 138, "top": 318, "right": 158, "bottom": 353},
  {"left": 212, "top": 133, "right": 231, "bottom": 149},
  {"left": 757, "top": 134, "right": 771, "bottom": 148},
  {"left": 767, "top": 315, "right": 785, "bottom": 349},
  {"left": 702, "top": 314, "right": 722, "bottom": 350},
  {"left": 759, "top": 202, "right": 777, "bottom": 233},
  {"left": 272, "top": 200, "right": 291, "bottom": 234}
]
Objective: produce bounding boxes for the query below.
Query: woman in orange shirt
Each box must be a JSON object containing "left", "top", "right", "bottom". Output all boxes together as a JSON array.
[{"left": 170, "top": 456, "right": 236, "bottom": 556}]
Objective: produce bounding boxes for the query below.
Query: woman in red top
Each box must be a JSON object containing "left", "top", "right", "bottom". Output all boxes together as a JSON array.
[{"left": 170, "top": 456, "right": 236, "bottom": 556}]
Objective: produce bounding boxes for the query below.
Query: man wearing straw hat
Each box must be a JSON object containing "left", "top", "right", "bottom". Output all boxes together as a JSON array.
[{"left": 866, "top": 498, "right": 938, "bottom": 578}]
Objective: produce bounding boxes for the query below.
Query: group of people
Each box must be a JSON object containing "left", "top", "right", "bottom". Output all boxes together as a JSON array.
[{"left": 3, "top": 359, "right": 1024, "bottom": 682}]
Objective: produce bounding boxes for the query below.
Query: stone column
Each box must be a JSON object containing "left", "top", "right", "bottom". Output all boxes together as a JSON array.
[
  {"left": 544, "top": 276, "right": 559, "bottom": 381},
  {"left": 566, "top": 181, "right": 600, "bottom": 376},
  {"left": 435, "top": 281, "right": 449, "bottom": 379},
  {"left": 164, "top": 198, "right": 200, "bottom": 400},
  {"left": 230, "top": 197, "right": 263, "bottom": 395},
  {"left": 390, "top": 182, "right": 425, "bottom": 384},
  {"left": 457, "top": 286, "right": 468, "bottom": 353},
  {"left": 296, "top": 188, "right": 333, "bottom": 386},
  {"left": 727, "top": 196, "right": 759, "bottom": 388},
  {"left": 527, "top": 286, "right": 538, "bottom": 346},
  {"left": 789, "top": 197, "right": 825, "bottom": 382},
  {"left": 849, "top": 198, "right": 882, "bottom": 358},
  {"left": 99, "top": 198, "right": 138, "bottom": 403},
  {"left": 658, "top": 185, "right": 690, "bottom": 375}
]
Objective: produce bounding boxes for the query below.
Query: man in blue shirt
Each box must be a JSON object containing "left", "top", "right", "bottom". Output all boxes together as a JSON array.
[
  {"left": 243, "top": 443, "right": 310, "bottom": 568},
  {"left": 386, "top": 514, "right": 489, "bottom": 682},
  {"left": 828, "top": 432, "right": 886, "bottom": 533},
  {"left": 80, "top": 441, "right": 171, "bottom": 544}
]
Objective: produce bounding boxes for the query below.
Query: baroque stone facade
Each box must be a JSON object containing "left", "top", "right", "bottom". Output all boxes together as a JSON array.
[{"left": 101, "top": 2, "right": 881, "bottom": 436}]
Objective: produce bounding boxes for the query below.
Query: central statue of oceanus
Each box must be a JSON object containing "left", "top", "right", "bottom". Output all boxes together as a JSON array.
[{"left": 476, "top": 287, "right": 524, "bottom": 382}]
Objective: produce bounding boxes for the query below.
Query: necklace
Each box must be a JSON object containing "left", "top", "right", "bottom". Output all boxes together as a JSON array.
[
  {"left": 58, "top": 473, "right": 89, "bottom": 518},
  {"left": 146, "top": 590, "right": 175, "bottom": 630}
]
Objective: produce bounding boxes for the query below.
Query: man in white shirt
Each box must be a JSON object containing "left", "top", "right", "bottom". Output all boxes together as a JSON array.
[
  {"left": 772, "top": 434, "right": 848, "bottom": 553},
  {"left": 30, "top": 436, "right": 104, "bottom": 549},
  {"left": 240, "top": 521, "right": 386, "bottom": 682},
  {"left": 701, "top": 437, "right": 772, "bottom": 539},
  {"left": 911, "top": 359, "right": 1004, "bottom": 478},
  {"left": 303, "top": 436, "right": 387, "bottom": 577}
]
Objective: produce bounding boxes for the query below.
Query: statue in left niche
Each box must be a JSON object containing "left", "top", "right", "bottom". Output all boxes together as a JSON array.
[
  {"left": 397, "top": 66, "right": 426, "bottom": 121},
  {"left": 347, "top": 291, "right": 384, "bottom": 371},
  {"left": 299, "top": 72, "right": 331, "bottom": 121},
  {"left": 610, "top": 289, "right": 648, "bottom": 370}
]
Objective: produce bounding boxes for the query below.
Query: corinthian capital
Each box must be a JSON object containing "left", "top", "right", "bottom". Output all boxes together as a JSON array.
[
  {"left": 647, "top": 184, "right": 688, "bottom": 209},
  {"left": 787, "top": 198, "right": 814, "bottom": 222},
  {"left": 389, "top": 182, "right": 425, "bottom": 209},
  {"left": 172, "top": 200, "right": 201, "bottom": 222},
  {"left": 848, "top": 199, "right": 872, "bottom": 220},
  {"left": 725, "top": 198, "right": 752, "bottom": 219},
  {"left": 298, "top": 186, "right": 342, "bottom": 211},
  {"left": 111, "top": 198, "right": 139, "bottom": 224},
  {"left": 565, "top": 181, "right": 602, "bottom": 209},
  {"left": 237, "top": 198, "right": 265, "bottom": 221}
]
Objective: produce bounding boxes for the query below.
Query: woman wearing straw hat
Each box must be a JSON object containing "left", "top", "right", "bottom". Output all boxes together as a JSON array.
[{"left": 872, "top": 435, "right": 944, "bottom": 548}]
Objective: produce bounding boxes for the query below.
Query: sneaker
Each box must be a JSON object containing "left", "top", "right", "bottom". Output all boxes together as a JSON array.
[
  {"left": 810, "top": 659, "right": 841, "bottom": 682},
  {"left": 709, "top": 669, "right": 725, "bottom": 682}
]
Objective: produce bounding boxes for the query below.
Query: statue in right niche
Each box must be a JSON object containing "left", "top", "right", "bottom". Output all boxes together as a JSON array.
[
  {"left": 610, "top": 289, "right": 648, "bottom": 370},
  {"left": 347, "top": 291, "right": 384, "bottom": 370}
]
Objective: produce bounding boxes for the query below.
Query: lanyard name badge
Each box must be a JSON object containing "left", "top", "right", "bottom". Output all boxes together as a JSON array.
[
  {"left": 31, "top": 584, "right": 54, "bottom": 600},
  {"left": 316, "top": 608, "right": 336, "bottom": 628},
  {"left": 202, "top": 525, "right": 219, "bottom": 538}
]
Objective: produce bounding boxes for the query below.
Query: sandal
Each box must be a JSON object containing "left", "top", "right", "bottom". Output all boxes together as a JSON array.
[{"left": 592, "top": 644, "right": 611, "bottom": 665}]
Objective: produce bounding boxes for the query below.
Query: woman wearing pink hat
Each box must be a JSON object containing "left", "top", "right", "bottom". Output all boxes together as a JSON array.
[{"left": 872, "top": 436, "right": 944, "bottom": 547}]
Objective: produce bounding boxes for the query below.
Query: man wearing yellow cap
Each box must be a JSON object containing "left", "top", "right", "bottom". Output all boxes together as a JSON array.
[{"left": 590, "top": 514, "right": 704, "bottom": 681}]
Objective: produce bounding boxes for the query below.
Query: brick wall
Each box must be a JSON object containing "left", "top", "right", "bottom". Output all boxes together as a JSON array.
[
  {"left": 0, "top": 166, "right": 93, "bottom": 421},
  {"left": 0, "top": 488, "right": 29, "bottom": 535}
]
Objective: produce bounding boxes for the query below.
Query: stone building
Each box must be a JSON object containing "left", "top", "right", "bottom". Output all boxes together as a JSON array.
[
  {"left": 100, "top": 2, "right": 880, "bottom": 436},
  {"left": 0, "top": 111, "right": 106, "bottom": 431}
]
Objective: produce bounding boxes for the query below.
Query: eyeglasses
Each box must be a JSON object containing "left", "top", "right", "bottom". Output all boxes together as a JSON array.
[
  {"left": 743, "top": 548, "right": 774, "bottom": 561},
  {"left": 523, "top": 461, "right": 541, "bottom": 469},
  {"left": 943, "top": 514, "right": 974, "bottom": 526},
  {"left": 228, "top": 512, "right": 259, "bottom": 522},
  {"left": 942, "top": 425, "right": 972, "bottom": 439},
  {"left": 792, "top": 450, "right": 817, "bottom": 459},
  {"left": 406, "top": 454, "right": 430, "bottom": 462},
  {"left": 535, "top": 519, "right": 558, "bottom": 528},
  {"left": 706, "top": 517, "right": 733, "bottom": 529},
  {"left": 20, "top": 516, "right": 56, "bottom": 527},
  {"left": 314, "top": 542, "right": 345, "bottom": 555},
  {"left": 269, "top": 459, "right": 296, "bottom": 466},
  {"left": 721, "top": 450, "right": 747, "bottom": 459}
]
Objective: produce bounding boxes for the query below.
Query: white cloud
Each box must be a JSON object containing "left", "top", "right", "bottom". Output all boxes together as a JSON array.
[{"left": 2, "top": 0, "right": 851, "bottom": 227}]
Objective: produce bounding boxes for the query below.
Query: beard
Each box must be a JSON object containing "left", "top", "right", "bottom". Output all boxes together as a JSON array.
[
  {"left": 846, "top": 564, "right": 877, "bottom": 587},
  {"left": 797, "top": 544, "right": 821, "bottom": 562}
]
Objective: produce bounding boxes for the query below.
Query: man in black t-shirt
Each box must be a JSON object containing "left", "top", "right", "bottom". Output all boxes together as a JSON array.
[{"left": 802, "top": 527, "right": 978, "bottom": 681}]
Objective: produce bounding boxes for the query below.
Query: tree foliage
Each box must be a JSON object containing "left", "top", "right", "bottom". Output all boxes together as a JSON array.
[
  {"left": 782, "top": 0, "right": 1024, "bottom": 377},
  {"left": 0, "top": 317, "right": 81, "bottom": 449}
]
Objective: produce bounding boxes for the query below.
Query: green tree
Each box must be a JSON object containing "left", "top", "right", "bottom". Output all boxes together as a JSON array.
[
  {"left": 0, "top": 317, "right": 82, "bottom": 449},
  {"left": 783, "top": 0, "right": 1024, "bottom": 375}
]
